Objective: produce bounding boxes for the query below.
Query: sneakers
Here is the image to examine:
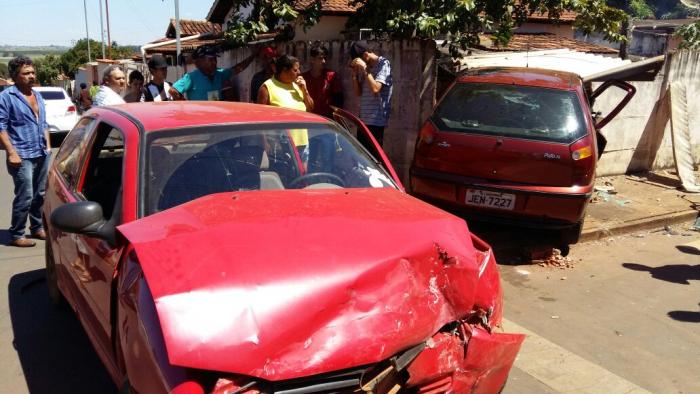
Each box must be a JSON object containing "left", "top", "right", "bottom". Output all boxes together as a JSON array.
[{"left": 10, "top": 237, "right": 36, "bottom": 247}]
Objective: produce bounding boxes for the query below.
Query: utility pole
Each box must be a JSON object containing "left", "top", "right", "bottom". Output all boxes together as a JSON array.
[
  {"left": 175, "top": 0, "right": 181, "bottom": 78},
  {"left": 83, "top": 0, "right": 91, "bottom": 62},
  {"left": 105, "top": 0, "right": 112, "bottom": 59},
  {"left": 99, "top": 0, "right": 106, "bottom": 59}
]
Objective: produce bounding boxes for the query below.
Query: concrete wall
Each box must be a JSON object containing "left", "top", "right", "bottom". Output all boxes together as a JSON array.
[
  {"left": 595, "top": 50, "right": 700, "bottom": 175},
  {"left": 294, "top": 16, "right": 349, "bottom": 41},
  {"left": 516, "top": 23, "right": 574, "bottom": 38},
  {"left": 219, "top": 39, "right": 437, "bottom": 182}
]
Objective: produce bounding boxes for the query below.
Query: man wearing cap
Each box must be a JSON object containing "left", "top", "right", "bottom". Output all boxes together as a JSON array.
[
  {"left": 170, "top": 46, "right": 257, "bottom": 101},
  {"left": 143, "top": 55, "right": 173, "bottom": 102},
  {"left": 349, "top": 42, "right": 393, "bottom": 148}
]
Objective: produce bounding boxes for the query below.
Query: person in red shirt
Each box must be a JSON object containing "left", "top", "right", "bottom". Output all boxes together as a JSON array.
[{"left": 302, "top": 44, "right": 343, "bottom": 118}]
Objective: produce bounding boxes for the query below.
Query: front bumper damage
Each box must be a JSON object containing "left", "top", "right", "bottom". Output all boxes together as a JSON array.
[{"left": 210, "top": 321, "right": 524, "bottom": 394}]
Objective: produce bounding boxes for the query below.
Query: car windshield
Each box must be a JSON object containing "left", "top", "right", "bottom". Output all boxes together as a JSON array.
[
  {"left": 38, "top": 91, "right": 66, "bottom": 100},
  {"left": 145, "top": 123, "right": 397, "bottom": 215},
  {"left": 432, "top": 83, "right": 587, "bottom": 143}
]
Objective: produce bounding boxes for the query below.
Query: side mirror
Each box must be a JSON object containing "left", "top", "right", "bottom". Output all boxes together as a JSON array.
[{"left": 50, "top": 201, "right": 116, "bottom": 246}]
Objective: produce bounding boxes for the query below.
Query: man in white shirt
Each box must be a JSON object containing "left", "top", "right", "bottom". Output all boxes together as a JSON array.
[{"left": 93, "top": 65, "right": 126, "bottom": 106}]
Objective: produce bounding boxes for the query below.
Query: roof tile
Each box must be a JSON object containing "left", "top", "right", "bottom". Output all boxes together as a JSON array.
[{"left": 479, "top": 33, "right": 617, "bottom": 54}]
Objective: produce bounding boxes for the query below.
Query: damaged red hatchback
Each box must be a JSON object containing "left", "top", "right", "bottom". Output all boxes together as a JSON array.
[
  {"left": 43, "top": 102, "right": 524, "bottom": 393},
  {"left": 411, "top": 67, "right": 635, "bottom": 247}
]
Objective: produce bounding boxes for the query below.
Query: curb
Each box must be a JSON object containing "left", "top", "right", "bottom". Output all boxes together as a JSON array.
[{"left": 580, "top": 210, "right": 699, "bottom": 242}]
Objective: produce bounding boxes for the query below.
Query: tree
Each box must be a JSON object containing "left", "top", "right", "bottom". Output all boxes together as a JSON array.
[
  {"left": 223, "top": 0, "right": 628, "bottom": 56},
  {"left": 0, "top": 63, "right": 9, "bottom": 79},
  {"left": 58, "top": 39, "right": 138, "bottom": 78},
  {"left": 34, "top": 54, "right": 62, "bottom": 86},
  {"left": 676, "top": 20, "right": 700, "bottom": 48}
]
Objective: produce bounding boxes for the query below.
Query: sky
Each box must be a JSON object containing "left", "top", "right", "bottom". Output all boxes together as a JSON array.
[{"left": 0, "top": 0, "right": 210, "bottom": 47}]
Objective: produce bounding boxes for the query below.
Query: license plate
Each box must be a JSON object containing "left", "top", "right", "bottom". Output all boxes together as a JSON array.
[{"left": 465, "top": 189, "right": 515, "bottom": 210}]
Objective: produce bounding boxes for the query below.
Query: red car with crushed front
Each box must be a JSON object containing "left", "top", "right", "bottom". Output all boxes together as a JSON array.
[{"left": 43, "top": 102, "right": 524, "bottom": 393}]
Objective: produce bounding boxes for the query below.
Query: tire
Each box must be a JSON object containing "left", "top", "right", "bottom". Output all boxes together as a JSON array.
[
  {"left": 45, "top": 239, "right": 66, "bottom": 306},
  {"left": 560, "top": 221, "right": 583, "bottom": 246}
]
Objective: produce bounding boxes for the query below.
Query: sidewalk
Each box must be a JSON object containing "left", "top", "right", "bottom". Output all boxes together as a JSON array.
[{"left": 581, "top": 170, "right": 700, "bottom": 242}]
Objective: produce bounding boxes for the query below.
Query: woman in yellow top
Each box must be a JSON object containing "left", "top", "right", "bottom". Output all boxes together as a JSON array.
[{"left": 257, "top": 55, "right": 314, "bottom": 147}]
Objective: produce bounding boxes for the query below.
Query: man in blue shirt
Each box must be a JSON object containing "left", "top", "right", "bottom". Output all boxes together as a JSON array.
[
  {"left": 170, "top": 45, "right": 257, "bottom": 101},
  {"left": 349, "top": 42, "right": 393, "bottom": 149},
  {"left": 0, "top": 56, "right": 51, "bottom": 247}
]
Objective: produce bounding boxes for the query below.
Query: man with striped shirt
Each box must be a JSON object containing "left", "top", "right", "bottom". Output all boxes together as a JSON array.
[{"left": 349, "top": 42, "right": 393, "bottom": 149}]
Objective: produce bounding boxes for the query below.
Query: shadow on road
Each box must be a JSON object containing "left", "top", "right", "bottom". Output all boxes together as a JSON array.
[
  {"left": 676, "top": 244, "right": 700, "bottom": 255},
  {"left": 465, "top": 220, "right": 567, "bottom": 265},
  {"left": 0, "top": 229, "right": 11, "bottom": 245},
  {"left": 8, "top": 269, "right": 117, "bottom": 394},
  {"left": 668, "top": 304, "right": 700, "bottom": 323},
  {"left": 622, "top": 263, "right": 700, "bottom": 285}
]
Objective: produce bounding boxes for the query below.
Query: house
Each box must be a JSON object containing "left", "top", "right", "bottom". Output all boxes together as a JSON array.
[
  {"left": 207, "top": 0, "right": 357, "bottom": 41},
  {"left": 206, "top": 1, "right": 577, "bottom": 41},
  {"left": 144, "top": 18, "right": 223, "bottom": 64},
  {"left": 141, "top": 18, "right": 223, "bottom": 80}
]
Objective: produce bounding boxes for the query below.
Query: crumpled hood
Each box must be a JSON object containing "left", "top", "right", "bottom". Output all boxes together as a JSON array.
[{"left": 117, "top": 188, "right": 482, "bottom": 381}]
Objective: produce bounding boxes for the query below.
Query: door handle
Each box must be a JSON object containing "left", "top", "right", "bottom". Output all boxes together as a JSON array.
[{"left": 437, "top": 141, "right": 451, "bottom": 148}]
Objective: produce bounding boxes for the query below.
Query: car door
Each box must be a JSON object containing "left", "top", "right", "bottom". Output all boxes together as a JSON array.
[
  {"left": 66, "top": 121, "right": 128, "bottom": 362},
  {"left": 331, "top": 107, "right": 404, "bottom": 190},
  {"left": 47, "top": 116, "right": 97, "bottom": 304}
]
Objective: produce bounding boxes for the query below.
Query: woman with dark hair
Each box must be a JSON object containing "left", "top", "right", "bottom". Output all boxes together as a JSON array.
[
  {"left": 256, "top": 55, "right": 313, "bottom": 112},
  {"left": 257, "top": 54, "right": 314, "bottom": 150}
]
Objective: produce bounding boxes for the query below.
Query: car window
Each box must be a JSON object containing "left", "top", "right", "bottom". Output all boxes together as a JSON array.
[
  {"left": 38, "top": 91, "right": 66, "bottom": 100},
  {"left": 55, "top": 117, "right": 95, "bottom": 188},
  {"left": 80, "top": 124, "right": 124, "bottom": 219},
  {"left": 146, "top": 123, "right": 397, "bottom": 215},
  {"left": 432, "top": 83, "right": 587, "bottom": 143}
]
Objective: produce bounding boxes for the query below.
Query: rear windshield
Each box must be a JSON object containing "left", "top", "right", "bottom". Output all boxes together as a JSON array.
[
  {"left": 432, "top": 83, "right": 587, "bottom": 143},
  {"left": 38, "top": 91, "right": 66, "bottom": 100}
]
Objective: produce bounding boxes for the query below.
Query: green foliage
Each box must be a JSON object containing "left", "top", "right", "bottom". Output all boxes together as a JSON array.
[
  {"left": 223, "top": 0, "right": 323, "bottom": 47},
  {"left": 34, "top": 55, "right": 62, "bottom": 86},
  {"left": 607, "top": 0, "right": 700, "bottom": 19},
  {"left": 58, "top": 39, "right": 135, "bottom": 78},
  {"left": 223, "top": 1, "right": 628, "bottom": 57},
  {"left": 676, "top": 20, "right": 700, "bottom": 48},
  {"left": 0, "top": 63, "right": 8, "bottom": 78}
]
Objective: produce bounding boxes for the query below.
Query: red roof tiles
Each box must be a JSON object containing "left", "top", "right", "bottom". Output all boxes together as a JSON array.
[
  {"left": 167, "top": 19, "right": 222, "bottom": 38},
  {"left": 479, "top": 33, "right": 617, "bottom": 54}
]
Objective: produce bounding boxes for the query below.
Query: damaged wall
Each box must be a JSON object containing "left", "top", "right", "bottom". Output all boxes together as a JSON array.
[
  {"left": 219, "top": 39, "right": 437, "bottom": 183},
  {"left": 595, "top": 50, "right": 700, "bottom": 176}
]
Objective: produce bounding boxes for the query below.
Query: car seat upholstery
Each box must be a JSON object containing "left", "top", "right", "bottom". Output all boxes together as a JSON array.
[{"left": 158, "top": 141, "right": 284, "bottom": 211}]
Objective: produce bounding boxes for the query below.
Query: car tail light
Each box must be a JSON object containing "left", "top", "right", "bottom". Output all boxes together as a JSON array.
[
  {"left": 418, "top": 121, "right": 436, "bottom": 146},
  {"left": 66, "top": 105, "right": 76, "bottom": 113},
  {"left": 570, "top": 137, "right": 594, "bottom": 186}
]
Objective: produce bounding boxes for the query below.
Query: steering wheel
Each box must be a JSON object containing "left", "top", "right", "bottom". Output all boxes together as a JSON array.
[{"left": 289, "top": 172, "right": 345, "bottom": 188}]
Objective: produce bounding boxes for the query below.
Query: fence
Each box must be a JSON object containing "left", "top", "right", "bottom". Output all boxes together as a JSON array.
[{"left": 218, "top": 39, "right": 438, "bottom": 182}]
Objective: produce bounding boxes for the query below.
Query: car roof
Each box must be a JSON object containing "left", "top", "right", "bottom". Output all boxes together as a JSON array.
[
  {"left": 97, "top": 101, "right": 330, "bottom": 132},
  {"left": 34, "top": 86, "right": 67, "bottom": 91},
  {"left": 457, "top": 67, "right": 581, "bottom": 90}
]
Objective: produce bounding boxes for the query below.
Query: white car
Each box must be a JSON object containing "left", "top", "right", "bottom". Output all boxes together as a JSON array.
[{"left": 35, "top": 87, "right": 79, "bottom": 135}]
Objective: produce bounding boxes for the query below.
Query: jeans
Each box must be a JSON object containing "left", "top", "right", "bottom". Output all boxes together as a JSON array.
[{"left": 7, "top": 153, "right": 50, "bottom": 240}]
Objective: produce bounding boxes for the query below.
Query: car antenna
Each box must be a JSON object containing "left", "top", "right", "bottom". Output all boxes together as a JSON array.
[{"left": 526, "top": 35, "right": 531, "bottom": 68}]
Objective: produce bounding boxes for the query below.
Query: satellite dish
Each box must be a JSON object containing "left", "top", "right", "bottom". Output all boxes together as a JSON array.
[{"left": 680, "top": 0, "right": 700, "bottom": 9}]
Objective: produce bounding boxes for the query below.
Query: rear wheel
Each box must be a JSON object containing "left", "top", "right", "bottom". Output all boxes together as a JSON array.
[
  {"left": 45, "top": 239, "right": 65, "bottom": 306},
  {"left": 559, "top": 221, "right": 583, "bottom": 254}
]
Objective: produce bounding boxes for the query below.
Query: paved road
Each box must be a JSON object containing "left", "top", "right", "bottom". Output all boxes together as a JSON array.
[{"left": 0, "top": 149, "right": 698, "bottom": 393}]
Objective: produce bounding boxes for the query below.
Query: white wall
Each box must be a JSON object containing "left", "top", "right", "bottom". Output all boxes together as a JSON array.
[
  {"left": 294, "top": 16, "right": 349, "bottom": 41},
  {"left": 595, "top": 50, "right": 700, "bottom": 175}
]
